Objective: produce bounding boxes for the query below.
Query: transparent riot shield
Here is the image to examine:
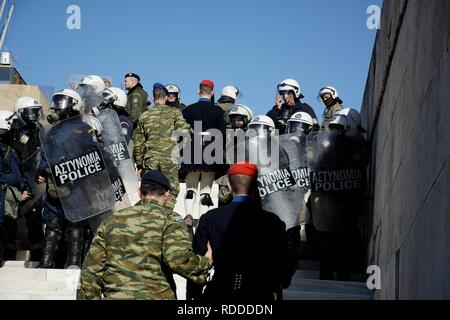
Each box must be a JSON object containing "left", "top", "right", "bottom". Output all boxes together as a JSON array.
[
  {"left": 306, "top": 130, "right": 367, "bottom": 232},
  {"left": 76, "top": 85, "right": 103, "bottom": 114},
  {"left": 280, "top": 133, "right": 310, "bottom": 224},
  {"left": 94, "top": 108, "right": 140, "bottom": 207},
  {"left": 39, "top": 115, "right": 116, "bottom": 222},
  {"left": 234, "top": 134, "right": 302, "bottom": 230}
]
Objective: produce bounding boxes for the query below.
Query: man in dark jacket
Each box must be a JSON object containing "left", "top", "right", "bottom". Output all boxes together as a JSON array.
[
  {"left": 266, "top": 79, "right": 319, "bottom": 134},
  {"left": 182, "top": 80, "right": 227, "bottom": 224},
  {"left": 189, "top": 163, "right": 291, "bottom": 300},
  {"left": 124, "top": 73, "right": 149, "bottom": 129}
]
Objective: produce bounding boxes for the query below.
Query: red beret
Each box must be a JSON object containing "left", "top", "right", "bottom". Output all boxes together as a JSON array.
[
  {"left": 200, "top": 80, "right": 214, "bottom": 89},
  {"left": 228, "top": 162, "right": 258, "bottom": 177}
]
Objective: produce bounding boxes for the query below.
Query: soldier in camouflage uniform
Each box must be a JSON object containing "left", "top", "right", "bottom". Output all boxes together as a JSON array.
[
  {"left": 124, "top": 73, "right": 149, "bottom": 130},
  {"left": 133, "top": 83, "right": 192, "bottom": 211},
  {"left": 317, "top": 86, "right": 344, "bottom": 131},
  {"left": 78, "top": 171, "right": 212, "bottom": 300}
]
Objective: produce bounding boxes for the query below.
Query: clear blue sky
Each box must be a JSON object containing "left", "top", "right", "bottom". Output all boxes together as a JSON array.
[{"left": 5, "top": 0, "right": 382, "bottom": 118}]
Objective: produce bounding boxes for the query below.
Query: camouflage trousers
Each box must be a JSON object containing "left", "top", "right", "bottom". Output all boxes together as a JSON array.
[{"left": 143, "top": 155, "right": 179, "bottom": 211}]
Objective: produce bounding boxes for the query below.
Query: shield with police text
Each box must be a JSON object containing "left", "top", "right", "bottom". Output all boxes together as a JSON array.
[
  {"left": 306, "top": 130, "right": 367, "bottom": 232},
  {"left": 39, "top": 115, "right": 116, "bottom": 222},
  {"left": 94, "top": 108, "right": 140, "bottom": 208},
  {"left": 238, "top": 134, "right": 304, "bottom": 230}
]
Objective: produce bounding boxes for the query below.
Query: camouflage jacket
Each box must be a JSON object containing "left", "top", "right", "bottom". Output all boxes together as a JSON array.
[
  {"left": 77, "top": 198, "right": 211, "bottom": 300},
  {"left": 125, "top": 84, "right": 149, "bottom": 127},
  {"left": 168, "top": 101, "right": 187, "bottom": 112},
  {"left": 133, "top": 104, "right": 192, "bottom": 167},
  {"left": 320, "top": 102, "right": 344, "bottom": 131}
]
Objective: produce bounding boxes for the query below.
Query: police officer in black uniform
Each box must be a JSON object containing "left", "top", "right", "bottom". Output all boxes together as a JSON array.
[
  {"left": 0, "top": 110, "right": 30, "bottom": 263},
  {"left": 266, "top": 79, "right": 319, "bottom": 134}
]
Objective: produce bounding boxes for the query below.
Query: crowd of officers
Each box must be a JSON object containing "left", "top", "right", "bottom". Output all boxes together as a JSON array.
[{"left": 0, "top": 73, "right": 366, "bottom": 300}]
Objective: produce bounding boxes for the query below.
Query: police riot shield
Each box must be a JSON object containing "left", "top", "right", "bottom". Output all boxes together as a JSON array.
[
  {"left": 280, "top": 133, "right": 311, "bottom": 224},
  {"left": 306, "top": 130, "right": 367, "bottom": 232},
  {"left": 39, "top": 115, "right": 116, "bottom": 222},
  {"left": 235, "top": 134, "right": 303, "bottom": 230},
  {"left": 94, "top": 108, "right": 140, "bottom": 207},
  {"left": 76, "top": 86, "right": 103, "bottom": 114}
]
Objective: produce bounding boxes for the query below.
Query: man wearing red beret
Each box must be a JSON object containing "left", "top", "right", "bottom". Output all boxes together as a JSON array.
[
  {"left": 181, "top": 80, "right": 227, "bottom": 224},
  {"left": 187, "top": 163, "right": 292, "bottom": 301}
]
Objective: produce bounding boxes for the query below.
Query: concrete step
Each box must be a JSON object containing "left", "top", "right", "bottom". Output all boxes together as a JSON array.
[
  {"left": 0, "top": 261, "right": 79, "bottom": 300},
  {"left": 284, "top": 271, "right": 374, "bottom": 300}
]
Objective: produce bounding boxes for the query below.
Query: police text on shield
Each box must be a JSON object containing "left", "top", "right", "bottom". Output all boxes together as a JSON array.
[{"left": 52, "top": 151, "right": 105, "bottom": 186}]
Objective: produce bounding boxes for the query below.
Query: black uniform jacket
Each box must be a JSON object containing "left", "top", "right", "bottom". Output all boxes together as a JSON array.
[{"left": 192, "top": 197, "right": 292, "bottom": 300}]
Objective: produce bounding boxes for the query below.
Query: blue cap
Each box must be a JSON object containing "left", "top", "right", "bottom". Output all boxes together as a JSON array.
[
  {"left": 141, "top": 170, "right": 171, "bottom": 190},
  {"left": 153, "top": 82, "right": 166, "bottom": 90}
]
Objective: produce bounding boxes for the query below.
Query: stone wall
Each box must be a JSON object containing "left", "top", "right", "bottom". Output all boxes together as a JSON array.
[{"left": 361, "top": 0, "right": 450, "bottom": 299}]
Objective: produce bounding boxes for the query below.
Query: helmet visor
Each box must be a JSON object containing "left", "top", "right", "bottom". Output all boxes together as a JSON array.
[
  {"left": 101, "top": 91, "right": 116, "bottom": 104},
  {"left": 51, "top": 95, "right": 76, "bottom": 111},
  {"left": 229, "top": 115, "right": 246, "bottom": 129},
  {"left": 286, "top": 121, "right": 311, "bottom": 135},
  {"left": 20, "top": 107, "right": 42, "bottom": 122},
  {"left": 247, "top": 124, "right": 272, "bottom": 138}
]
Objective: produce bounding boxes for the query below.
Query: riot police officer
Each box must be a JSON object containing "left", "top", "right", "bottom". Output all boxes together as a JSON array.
[
  {"left": 0, "top": 110, "right": 30, "bottom": 263},
  {"left": 12, "top": 97, "right": 45, "bottom": 261},
  {"left": 317, "top": 86, "right": 344, "bottom": 131},
  {"left": 165, "top": 84, "right": 186, "bottom": 112},
  {"left": 266, "top": 79, "right": 319, "bottom": 134},
  {"left": 285, "top": 112, "right": 321, "bottom": 259},
  {"left": 36, "top": 89, "right": 98, "bottom": 269},
  {"left": 217, "top": 86, "right": 242, "bottom": 124},
  {"left": 98, "top": 87, "right": 133, "bottom": 145},
  {"left": 216, "top": 104, "right": 254, "bottom": 207},
  {"left": 228, "top": 104, "right": 253, "bottom": 131},
  {"left": 307, "top": 108, "right": 368, "bottom": 280}
]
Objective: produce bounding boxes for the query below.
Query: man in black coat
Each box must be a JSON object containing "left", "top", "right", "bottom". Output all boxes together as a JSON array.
[
  {"left": 189, "top": 163, "right": 292, "bottom": 301},
  {"left": 181, "top": 80, "right": 227, "bottom": 223},
  {"left": 266, "top": 79, "right": 319, "bottom": 134}
]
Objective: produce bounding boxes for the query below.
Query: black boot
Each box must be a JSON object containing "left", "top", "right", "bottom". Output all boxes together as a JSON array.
[
  {"left": 185, "top": 190, "right": 194, "bottom": 200},
  {"left": 38, "top": 218, "right": 62, "bottom": 269},
  {"left": 65, "top": 223, "right": 84, "bottom": 269},
  {"left": 200, "top": 194, "right": 214, "bottom": 207},
  {"left": 26, "top": 207, "right": 44, "bottom": 262},
  {"left": 3, "top": 218, "right": 17, "bottom": 261}
]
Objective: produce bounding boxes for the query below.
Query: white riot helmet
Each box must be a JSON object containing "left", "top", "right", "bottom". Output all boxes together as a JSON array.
[
  {"left": 0, "top": 110, "right": 16, "bottom": 134},
  {"left": 248, "top": 115, "right": 275, "bottom": 136},
  {"left": 165, "top": 84, "right": 181, "bottom": 100},
  {"left": 287, "top": 112, "right": 314, "bottom": 135},
  {"left": 101, "top": 87, "right": 128, "bottom": 108},
  {"left": 329, "top": 108, "right": 366, "bottom": 136},
  {"left": 14, "top": 96, "right": 43, "bottom": 122},
  {"left": 78, "top": 75, "right": 106, "bottom": 94},
  {"left": 221, "top": 86, "right": 241, "bottom": 100},
  {"left": 317, "top": 86, "right": 343, "bottom": 104},
  {"left": 228, "top": 104, "right": 253, "bottom": 129},
  {"left": 277, "top": 79, "right": 304, "bottom": 99},
  {"left": 51, "top": 89, "right": 84, "bottom": 112}
]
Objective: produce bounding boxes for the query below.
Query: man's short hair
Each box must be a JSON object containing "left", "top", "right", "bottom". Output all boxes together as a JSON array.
[
  {"left": 228, "top": 174, "right": 256, "bottom": 195},
  {"left": 140, "top": 182, "right": 168, "bottom": 197},
  {"left": 200, "top": 85, "right": 213, "bottom": 96},
  {"left": 153, "top": 87, "right": 168, "bottom": 100}
]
